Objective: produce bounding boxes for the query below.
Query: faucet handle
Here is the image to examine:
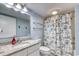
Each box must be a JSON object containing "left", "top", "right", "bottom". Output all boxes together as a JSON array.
[{"left": 17, "top": 39, "right": 19, "bottom": 42}]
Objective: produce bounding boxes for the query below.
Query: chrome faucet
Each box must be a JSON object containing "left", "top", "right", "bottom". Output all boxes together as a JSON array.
[{"left": 17, "top": 39, "right": 23, "bottom": 43}]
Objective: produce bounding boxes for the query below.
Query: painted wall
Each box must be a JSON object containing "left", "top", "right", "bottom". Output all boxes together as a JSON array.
[
  {"left": 16, "top": 18, "right": 30, "bottom": 37},
  {"left": 28, "top": 10, "right": 43, "bottom": 39},
  {"left": 75, "top": 5, "right": 79, "bottom": 55}
]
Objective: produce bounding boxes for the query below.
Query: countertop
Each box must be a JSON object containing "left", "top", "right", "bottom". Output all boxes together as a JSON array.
[{"left": 0, "top": 39, "right": 41, "bottom": 56}]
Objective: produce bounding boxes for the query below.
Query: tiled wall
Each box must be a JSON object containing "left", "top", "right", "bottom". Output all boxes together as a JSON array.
[{"left": 44, "top": 13, "right": 74, "bottom": 56}]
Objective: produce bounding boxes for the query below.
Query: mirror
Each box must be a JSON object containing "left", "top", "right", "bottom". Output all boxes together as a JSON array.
[{"left": 0, "top": 3, "right": 30, "bottom": 39}]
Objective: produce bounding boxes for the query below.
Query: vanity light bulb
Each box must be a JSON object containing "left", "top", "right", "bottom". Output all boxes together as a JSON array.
[
  {"left": 4, "top": 4, "right": 12, "bottom": 8},
  {"left": 23, "top": 7, "right": 28, "bottom": 12},
  {"left": 13, "top": 4, "right": 21, "bottom": 11},
  {"left": 15, "top": 4, "right": 21, "bottom": 10}
]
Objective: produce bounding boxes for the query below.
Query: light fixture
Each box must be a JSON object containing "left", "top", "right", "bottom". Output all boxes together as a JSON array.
[
  {"left": 13, "top": 7, "right": 19, "bottom": 11},
  {"left": 4, "top": 3, "right": 12, "bottom": 8},
  {"left": 13, "top": 4, "right": 21, "bottom": 11},
  {"left": 15, "top": 4, "right": 21, "bottom": 10},
  {"left": 52, "top": 11, "right": 58, "bottom": 15},
  {"left": 23, "top": 7, "right": 28, "bottom": 12},
  {"left": 3, "top": 3, "right": 28, "bottom": 14},
  {"left": 20, "top": 7, "right": 28, "bottom": 14}
]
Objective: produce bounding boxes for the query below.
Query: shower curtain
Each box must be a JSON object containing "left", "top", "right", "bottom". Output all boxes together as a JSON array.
[{"left": 43, "top": 13, "right": 74, "bottom": 56}]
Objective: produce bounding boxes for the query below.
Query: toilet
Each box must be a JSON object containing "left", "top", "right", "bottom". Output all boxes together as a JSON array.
[{"left": 39, "top": 46, "right": 51, "bottom": 56}]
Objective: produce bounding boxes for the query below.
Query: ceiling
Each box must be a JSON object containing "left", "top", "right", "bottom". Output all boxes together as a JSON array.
[
  {"left": 26, "top": 3, "right": 78, "bottom": 17},
  {"left": 0, "top": 3, "right": 78, "bottom": 18}
]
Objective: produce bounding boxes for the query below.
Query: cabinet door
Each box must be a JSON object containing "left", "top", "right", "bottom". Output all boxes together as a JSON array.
[
  {"left": 27, "top": 43, "right": 41, "bottom": 56},
  {"left": 28, "top": 50, "right": 40, "bottom": 56},
  {"left": 27, "top": 43, "right": 40, "bottom": 55},
  {"left": 10, "top": 48, "right": 28, "bottom": 56}
]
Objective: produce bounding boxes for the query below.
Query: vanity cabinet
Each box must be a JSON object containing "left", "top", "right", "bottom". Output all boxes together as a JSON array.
[
  {"left": 9, "top": 42, "right": 41, "bottom": 56},
  {"left": 27, "top": 43, "right": 40, "bottom": 56}
]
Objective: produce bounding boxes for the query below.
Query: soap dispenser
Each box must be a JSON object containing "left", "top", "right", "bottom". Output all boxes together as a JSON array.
[{"left": 11, "top": 37, "right": 16, "bottom": 45}]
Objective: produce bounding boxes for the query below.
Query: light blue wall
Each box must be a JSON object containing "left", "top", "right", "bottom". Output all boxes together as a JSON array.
[
  {"left": 16, "top": 18, "right": 30, "bottom": 37},
  {"left": 75, "top": 5, "right": 79, "bottom": 55}
]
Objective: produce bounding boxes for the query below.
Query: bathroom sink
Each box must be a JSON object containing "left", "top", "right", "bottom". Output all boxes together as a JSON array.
[
  {"left": 21, "top": 41, "right": 30, "bottom": 44},
  {"left": 12, "top": 41, "right": 30, "bottom": 49}
]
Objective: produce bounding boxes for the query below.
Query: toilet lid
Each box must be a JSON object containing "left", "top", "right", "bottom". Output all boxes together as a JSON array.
[{"left": 40, "top": 46, "right": 50, "bottom": 51}]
